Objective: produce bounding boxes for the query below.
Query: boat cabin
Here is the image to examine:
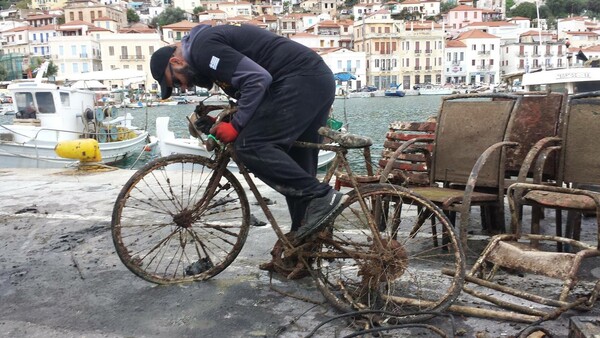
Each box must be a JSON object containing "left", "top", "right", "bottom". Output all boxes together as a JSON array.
[{"left": 521, "top": 67, "right": 600, "bottom": 94}]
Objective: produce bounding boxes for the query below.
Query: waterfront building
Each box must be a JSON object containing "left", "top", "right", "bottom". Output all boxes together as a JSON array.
[
  {"left": 398, "top": 20, "right": 445, "bottom": 89},
  {"left": 98, "top": 30, "right": 165, "bottom": 91},
  {"left": 352, "top": 9, "right": 398, "bottom": 89},
  {"left": 26, "top": 14, "right": 61, "bottom": 28},
  {"left": 160, "top": 20, "right": 197, "bottom": 44},
  {"left": 557, "top": 16, "right": 600, "bottom": 41},
  {"left": 320, "top": 47, "right": 367, "bottom": 92},
  {"left": 197, "top": 10, "right": 228, "bottom": 23},
  {"left": 2, "top": 26, "right": 32, "bottom": 56},
  {"left": 217, "top": 1, "right": 253, "bottom": 19},
  {"left": 455, "top": 29, "right": 501, "bottom": 85},
  {"left": 48, "top": 21, "right": 103, "bottom": 79},
  {"left": 63, "top": 0, "right": 127, "bottom": 30},
  {"left": 28, "top": 24, "right": 57, "bottom": 59},
  {"left": 501, "top": 30, "right": 567, "bottom": 76},
  {"left": 445, "top": 5, "right": 502, "bottom": 33},
  {"left": 386, "top": 0, "right": 441, "bottom": 18},
  {"left": 444, "top": 39, "right": 467, "bottom": 85},
  {"left": 562, "top": 31, "right": 600, "bottom": 49}
]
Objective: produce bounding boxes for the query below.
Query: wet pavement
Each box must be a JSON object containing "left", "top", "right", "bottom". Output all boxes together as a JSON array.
[{"left": 0, "top": 167, "right": 599, "bottom": 337}]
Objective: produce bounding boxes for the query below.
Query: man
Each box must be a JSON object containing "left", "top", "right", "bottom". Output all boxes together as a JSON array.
[{"left": 150, "top": 24, "right": 343, "bottom": 241}]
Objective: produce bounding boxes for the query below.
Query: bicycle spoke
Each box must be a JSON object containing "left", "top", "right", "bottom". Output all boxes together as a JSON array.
[
  {"left": 112, "top": 154, "right": 250, "bottom": 284},
  {"left": 311, "top": 184, "right": 465, "bottom": 323}
]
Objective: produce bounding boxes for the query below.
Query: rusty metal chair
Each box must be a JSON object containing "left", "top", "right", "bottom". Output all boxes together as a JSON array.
[
  {"left": 508, "top": 91, "right": 600, "bottom": 245},
  {"left": 454, "top": 93, "right": 600, "bottom": 321},
  {"left": 379, "top": 93, "right": 521, "bottom": 251},
  {"left": 333, "top": 118, "right": 436, "bottom": 190}
]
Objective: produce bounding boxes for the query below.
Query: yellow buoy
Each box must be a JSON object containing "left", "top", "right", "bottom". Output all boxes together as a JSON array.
[{"left": 54, "top": 139, "right": 102, "bottom": 162}]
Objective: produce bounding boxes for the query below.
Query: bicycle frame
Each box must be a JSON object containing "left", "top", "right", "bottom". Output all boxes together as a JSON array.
[{"left": 205, "top": 137, "right": 387, "bottom": 258}]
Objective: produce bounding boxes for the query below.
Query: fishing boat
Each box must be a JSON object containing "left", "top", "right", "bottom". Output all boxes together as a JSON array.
[
  {"left": 384, "top": 86, "right": 406, "bottom": 97},
  {"left": 417, "top": 84, "right": 454, "bottom": 95},
  {"left": 155, "top": 116, "right": 336, "bottom": 172},
  {"left": 521, "top": 65, "right": 600, "bottom": 94},
  {"left": 0, "top": 64, "right": 149, "bottom": 168}
]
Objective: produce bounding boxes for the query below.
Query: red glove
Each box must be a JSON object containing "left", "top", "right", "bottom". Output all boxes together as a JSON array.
[{"left": 210, "top": 122, "right": 239, "bottom": 143}]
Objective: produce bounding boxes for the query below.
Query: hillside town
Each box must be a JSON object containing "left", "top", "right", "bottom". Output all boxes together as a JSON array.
[{"left": 0, "top": 0, "right": 598, "bottom": 95}]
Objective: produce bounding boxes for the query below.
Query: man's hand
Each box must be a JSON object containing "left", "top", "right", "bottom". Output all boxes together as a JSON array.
[
  {"left": 210, "top": 122, "right": 238, "bottom": 143},
  {"left": 195, "top": 115, "right": 216, "bottom": 134}
]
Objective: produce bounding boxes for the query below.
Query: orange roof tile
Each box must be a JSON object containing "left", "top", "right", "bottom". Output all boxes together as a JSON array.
[{"left": 457, "top": 29, "right": 499, "bottom": 39}]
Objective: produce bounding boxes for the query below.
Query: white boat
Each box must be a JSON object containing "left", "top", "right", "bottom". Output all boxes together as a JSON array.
[
  {"left": 521, "top": 66, "right": 600, "bottom": 95},
  {"left": 0, "top": 71, "right": 149, "bottom": 168},
  {"left": 417, "top": 84, "right": 455, "bottom": 95},
  {"left": 155, "top": 116, "right": 336, "bottom": 172}
]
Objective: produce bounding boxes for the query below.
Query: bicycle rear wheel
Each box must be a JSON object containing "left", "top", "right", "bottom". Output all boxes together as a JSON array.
[
  {"left": 311, "top": 183, "right": 465, "bottom": 322},
  {"left": 111, "top": 154, "right": 250, "bottom": 284}
]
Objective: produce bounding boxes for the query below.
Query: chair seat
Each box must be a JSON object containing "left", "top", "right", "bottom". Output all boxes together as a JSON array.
[
  {"left": 486, "top": 240, "right": 577, "bottom": 280},
  {"left": 524, "top": 190, "right": 597, "bottom": 210},
  {"left": 410, "top": 186, "right": 498, "bottom": 206}
]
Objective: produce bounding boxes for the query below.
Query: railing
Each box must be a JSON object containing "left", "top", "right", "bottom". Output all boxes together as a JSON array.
[
  {"left": 425, "top": 66, "right": 432, "bottom": 70},
  {"left": 414, "top": 66, "right": 421, "bottom": 70},
  {"left": 119, "top": 55, "right": 145, "bottom": 60},
  {"left": 477, "top": 51, "right": 490, "bottom": 55},
  {"left": 414, "top": 49, "right": 422, "bottom": 54},
  {"left": 425, "top": 49, "right": 432, "bottom": 54}
]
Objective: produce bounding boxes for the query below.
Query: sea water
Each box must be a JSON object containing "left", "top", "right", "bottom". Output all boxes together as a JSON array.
[{"left": 0, "top": 95, "right": 443, "bottom": 170}]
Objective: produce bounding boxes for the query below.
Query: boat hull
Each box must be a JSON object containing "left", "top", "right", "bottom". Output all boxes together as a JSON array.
[
  {"left": 155, "top": 116, "right": 336, "bottom": 172},
  {"left": 0, "top": 132, "right": 148, "bottom": 168}
]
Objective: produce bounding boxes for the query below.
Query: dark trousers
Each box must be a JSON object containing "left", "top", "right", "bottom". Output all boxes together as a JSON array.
[{"left": 234, "top": 68, "right": 335, "bottom": 230}]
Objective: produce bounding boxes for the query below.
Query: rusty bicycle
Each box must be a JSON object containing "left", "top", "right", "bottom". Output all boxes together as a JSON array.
[{"left": 110, "top": 102, "right": 466, "bottom": 323}]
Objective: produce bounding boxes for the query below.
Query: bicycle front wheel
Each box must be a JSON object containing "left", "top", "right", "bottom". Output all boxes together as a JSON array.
[
  {"left": 111, "top": 154, "right": 250, "bottom": 284},
  {"left": 312, "top": 183, "right": 465, "bottom": 322}
]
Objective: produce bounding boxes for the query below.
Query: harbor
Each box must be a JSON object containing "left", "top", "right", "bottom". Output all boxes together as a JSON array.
[
  {"left": 2, "top": 92, "right": 600, "bottom": 337},
  {"left": 0, "top": 167, "right": 597, "bottom": 337}
]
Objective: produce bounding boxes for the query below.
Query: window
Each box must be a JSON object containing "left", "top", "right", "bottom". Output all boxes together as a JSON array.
[
  {"left": 78, "top": 11, "right": 83, "bottom": 20},
  {"left": 337, "top": 60, "right": 342, "bottom": 69},
  {"left": 149, "top": 46, "right": 154, "bottom": 54},
  {"left": 69, "top": 12, "right": 74, "bottom": 21},
  {"left": 109, "top": 46, "right": 114, "bottom": 56},
  {"left": 82, "top": 63, "right": 89, "bottom": 72},
  {"left": 60, "top": 93, "right": 70, "bottom": 107},
  {"left": 32, "top": 33, "right": 36, "bottom": 41},
  {"left": 35, "top": 92, "right": 56, "bottom": 114},
  {"left": 121, "top": 46, "right": 128, "bottom": 57},
  {"left": 137, "top": 65, "right": 143, "bottom": 71},
  {"left": 472, "top": 59, "right": 476, "bottom": 66},
  {"left": 472, "top": 44, "right": 476, "bottom": 51},
  {"left": 73, "top": 63, "right": 79, "bottom": 73},
  {"left": 71, "top": 45, "right": 77, "bottom": 56}
]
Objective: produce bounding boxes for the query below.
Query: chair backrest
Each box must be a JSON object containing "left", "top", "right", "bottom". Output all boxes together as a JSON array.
[
  {"left": 379, "top": 118, "right": 436, "bottom": 186},
  {"left": 561, "top": 92, "right": 600, "bottom": 185},
  {"left": 504, "top": 91, "right": 567, "bottom": 178},
  {"left": 431, "top": 94, "right": 518, "bottom": 187}
]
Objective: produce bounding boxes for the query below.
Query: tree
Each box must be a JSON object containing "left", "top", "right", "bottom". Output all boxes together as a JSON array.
[
  {"left": 193, "top": 6, "right": 206, "bottom": 16},
  {"left": 150, "top": 7, "right": 187, "bottom": 28},
  {"left": 0, "top": 64, "right": 7, "bottom": 82},
  {"left": 508, "top": 2, "right": 538, "bottom": 20},
  {"left": 505, "top": 0, "right": 515, "bottom": 11},
  {"left": 127, "top": 8, "right": 140, "bottom": 23},
  {"left": 440, "top": 1, "right": 457, "bottom": 14},
  {"left": 14, "top": 0, "right": 28, "bottom": 9}
]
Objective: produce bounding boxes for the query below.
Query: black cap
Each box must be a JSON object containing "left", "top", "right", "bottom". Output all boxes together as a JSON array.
[{"left": 150, "top": 46, "right": 176, "bottom": 99}]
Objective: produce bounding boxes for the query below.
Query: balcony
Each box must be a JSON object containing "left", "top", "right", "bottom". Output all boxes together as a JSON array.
[
  {"left": 477, "top": 65, "right": 491, "bottom": 70},
  {"left": 425, "top": 66, "right": 432, "bottom": 71},
  {"left": 451, "top": 60, "right": 460, "bottom": 66},
  {"left": 414, "top": 66, "right": 421, "bottom": 71},
  {"left": 477, "top": 51, "right": 490, "bottom": 55},
  {"left": 414, "top": 49, "right": 421, "bottom": 54},
  {"left": 119, "top": 55, "right": 145, "bottom": 60},
  {"left": 425, "top": 49, "right": 432, "bottom": 54}
]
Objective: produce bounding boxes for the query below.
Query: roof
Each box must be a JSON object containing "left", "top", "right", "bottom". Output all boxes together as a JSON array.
[
  {"left": 162, "top": 20, "right": 198, "bottom": 29},
  {"left": 465, "top": 21, "right": 517, "bottom": 28},
  {"left": 449, "top": 5, "right": 482, "bottom": 12},
  {"left": 446, "top": 39, "right": 467, "bottom": 48},
  {"left": 457, "top": 29, "right": 499, "bottom": 39}
]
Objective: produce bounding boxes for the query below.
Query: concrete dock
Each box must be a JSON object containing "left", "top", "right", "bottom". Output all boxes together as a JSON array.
[{"left": 0, "top": 167, "right": 598, "bottom": 337}]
